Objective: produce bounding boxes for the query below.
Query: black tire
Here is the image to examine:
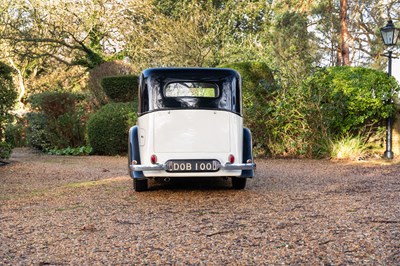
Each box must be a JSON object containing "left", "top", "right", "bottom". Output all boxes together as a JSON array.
[
  {"left": 133, "top": 179, "right": 148, "bottom": 192},
  {"left": 232, "top": 177, "right": 246, "bottom": 190}
]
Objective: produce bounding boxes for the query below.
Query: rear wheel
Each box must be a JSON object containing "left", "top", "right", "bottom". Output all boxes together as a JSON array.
[
  {"left": 232, "top": 177, "right": 246, "bottom": 190},
  {"left": 133, "top": 179, "right": 148, "bottom": 192}
]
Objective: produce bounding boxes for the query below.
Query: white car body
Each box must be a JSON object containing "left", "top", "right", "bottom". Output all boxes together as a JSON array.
[
  {"left": 137, "top": 109, "right": 243, "bottom": 177},
  {"left": 128, "top": 68, "right": 256, "bottom": 191}
]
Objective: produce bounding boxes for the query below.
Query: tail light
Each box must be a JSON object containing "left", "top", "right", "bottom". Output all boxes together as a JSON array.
[
  {"left": 151, "top": 154, "right": 157, "bottom": 164},
  {"left": 228, "top": 154, "right": 235, "bottom": 164}
]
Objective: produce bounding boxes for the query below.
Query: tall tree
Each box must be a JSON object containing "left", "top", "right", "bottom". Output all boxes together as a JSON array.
[
  {"left": 339, "top": 0, "right": 350, "bottom": 65},
  {"left": 265, "top": 0, "right": 320, "bottom": 86},
  {"left": 312, "top": 0, "right": 400, "bottom": 67}
]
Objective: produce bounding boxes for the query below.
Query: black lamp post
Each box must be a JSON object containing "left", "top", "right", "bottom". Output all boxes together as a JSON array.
[{"left": 380, "top": 20, "right": 399, "bottom": 159}]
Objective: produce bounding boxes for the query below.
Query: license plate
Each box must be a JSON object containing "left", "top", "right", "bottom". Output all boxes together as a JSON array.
[{"left": 166, "top": 160, "right": 220, "bottom": 173}]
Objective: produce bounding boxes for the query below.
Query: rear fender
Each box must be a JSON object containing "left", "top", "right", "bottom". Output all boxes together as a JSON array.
[
  {"left": 128, "top": 126, "right": 145, "bottom": 179},
  {"left": 241, "top": 127, "right": 254, "bottom": 178}
]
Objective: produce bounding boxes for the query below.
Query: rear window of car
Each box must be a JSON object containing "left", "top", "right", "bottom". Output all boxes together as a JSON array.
[{"left": 164, "top": 82, "right": 219, "bottom": 98}]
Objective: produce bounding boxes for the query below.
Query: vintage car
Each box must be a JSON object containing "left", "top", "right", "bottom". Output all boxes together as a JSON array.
[{"left": 128, "top": 68, "right": 256, "bottom": 191}]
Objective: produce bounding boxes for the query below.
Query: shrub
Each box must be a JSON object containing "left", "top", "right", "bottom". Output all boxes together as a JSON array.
[
  {"left": 87, "top": 102, "right": 138, "bottom": 155},
  {"left": 305, "top": 66, "right": 399, "bottom": 135},
  {"left": 329, "top": 134, "right": 367, "bottom": 160},
  {"left": 0, "top": 62, "right": 16, "bottom": 119},
  {"left": 0, "top": 141, "right": 12, "bottom": 159},
  {"left": 29, "top": 91, "right": 84, "bottom": 117},
  {"left": 26, "top": 91, "right": 88, "bottom": 151},
  {"left": 88, "top": 61, "right": 135, "bottom": 106},
  {"left": 47, "top": 146, "right": 93, "bottom": 156},
  {"left": 101, "top": 75, "right": 139, "bottom": 102},
  {"left": 26, "top": 112, "right": 53, "bottom": 151},
  {"left": 0, "top": 61, "right": 17, "bottom": 158},
  {"left": 5, "top": 116, "right": 28, "bottom": 148},
  {"left": 216, "top": 64, "right": 399, "bottom": 159}
]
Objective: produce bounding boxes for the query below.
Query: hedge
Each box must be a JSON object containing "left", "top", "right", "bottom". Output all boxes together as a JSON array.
[
  {"left": 101, "top": 75, "right": 139, "bottom": 102},
  {"left": 87, "top": 102, "right": 138, "bottom": 155}
]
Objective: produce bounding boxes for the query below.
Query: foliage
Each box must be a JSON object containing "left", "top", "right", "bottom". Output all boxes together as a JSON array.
[
  {"left": 47, "top": 146, "right": 93, "bottom": 156},
  {"left": 88, "top": 61, "right": 136, "bottom": 106},
  {"left": 0, "top": 61, "right": 17, "bottom": 159},
  {"left": 220, "top": 61, "right": 321, "bottom": 158},
  {"left": 28, "top": 65, "right": 88, "bottom": 95},
  {"left": 0, "top": 141, "right": 12, "bottom": 159},
  {"left": 5, "top": 116, "right": 28, "bottom": 148},
  {"left": 2, "top": 0, "right": 400, "bottom": 159},
  {"left": 26, "top": 112, "right": 52, "bottom": 151},
  {"left": 26, "top": 91, "right": 88, "bottom": 151},
  {"left": 266, "top": 9, "right": 318, "bottom": 87},
  {"left": 278, "top": 66, "right": 400, "bottom": 158},
  {"left": 87, "top": 102, "right": 138, "bottom": 155},
  {"left": 29, "top": 91, "right": 85, "bottom": 117},
  {"left": 0, "top": 61, "right": 17, "bottom": 145},
  {"left": 329, "top": 134, "right": 367, "bottom": 160},
  {"left": 305, "top": 66, "right": 399, "bottom": 135},
  {"left": 311, "top": 0, "right": 400, "bottom": 67},
  {"left": 101, "top": 75, "right": 138, "bottom": 102},
  {"left": 219, "top": 62, "right": 276, "bottom": 155},
  {"left": 0, "top": 0, "right": 109, "bottom": 69},
  {"left": 219, "top": 63, "right": 398, "bottom": 158},
  {"left": 302, "top": 66, "right": 399, "bottom": 158}
]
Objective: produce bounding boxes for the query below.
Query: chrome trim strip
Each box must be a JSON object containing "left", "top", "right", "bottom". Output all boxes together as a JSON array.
[
  {"left": 129, "top": 162, "right": 256, "bottom": 172},
  {"left": 129, "top": 164, "right": 166, "bottom": 172},
  {"left": 222, "top": 163, "right": 256, "bottom": 170}
]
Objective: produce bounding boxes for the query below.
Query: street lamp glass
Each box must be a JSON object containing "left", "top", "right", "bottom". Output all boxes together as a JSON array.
[{"left": 380, "top": 20, "right": 400, "bottom": 46}]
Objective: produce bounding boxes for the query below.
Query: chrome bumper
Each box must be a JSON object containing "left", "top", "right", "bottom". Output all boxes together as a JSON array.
[
  {"left": 129, "top": 164, "right": 166, "bottom": 172},
  {"left": 129, "top": 162, "right": 256, "bottom": 172},
  {"left": 223, "top": 162, "right": 256, "bottom": 170}
]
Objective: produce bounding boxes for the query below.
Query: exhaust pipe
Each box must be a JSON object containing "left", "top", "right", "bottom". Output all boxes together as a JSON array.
[{"left": 164, "top": 177, "right": 171, "bottom": 183}]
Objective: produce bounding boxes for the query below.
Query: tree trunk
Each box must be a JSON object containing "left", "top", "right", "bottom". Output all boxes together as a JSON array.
[
  {"left": 339, "top": 0, "right": 350, "bottom": 66},
  {"left": 8, "top": 59, "right": 26, "bottom": 110}
]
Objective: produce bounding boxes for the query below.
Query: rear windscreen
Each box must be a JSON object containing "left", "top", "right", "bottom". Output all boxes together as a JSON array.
[{"left": 164, "top": 82, "right": 219, "bottom": 98}]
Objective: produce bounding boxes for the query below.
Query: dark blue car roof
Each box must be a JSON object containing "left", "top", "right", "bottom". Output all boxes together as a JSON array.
[{"left": 138, "top": 67, "right": 242, "bottom": 115}]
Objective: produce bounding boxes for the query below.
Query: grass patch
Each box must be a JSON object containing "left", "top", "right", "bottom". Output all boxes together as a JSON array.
[
  {"left": 65, "top": 180, "right": 100, "bottom": 188},
  {"left": 63, "top": 177, "right": 129, "bottom": 189},
  {"left": 329, "top": 135, "right": 367, "bottom": 160}
]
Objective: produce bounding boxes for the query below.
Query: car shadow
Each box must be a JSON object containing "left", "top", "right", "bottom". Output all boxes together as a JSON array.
[{"left": 147, "top": 177, "right": 234, "bottom": 191}]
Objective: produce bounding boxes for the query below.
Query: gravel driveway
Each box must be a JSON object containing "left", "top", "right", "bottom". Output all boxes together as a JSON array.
[{"left": 1, "top": 148, "right": 399, "bottom": 265}]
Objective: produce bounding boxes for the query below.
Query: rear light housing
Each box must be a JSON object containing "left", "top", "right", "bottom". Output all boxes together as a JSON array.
[
  {"left": 228, "top": 154, "right": 235, "bottom": 164},
  {"left": 151, "top": 154, "right": 157, "bottom": 164}
]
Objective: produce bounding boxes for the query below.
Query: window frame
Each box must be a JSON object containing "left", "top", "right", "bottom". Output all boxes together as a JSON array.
[{"left": 163, "top": 81, "right": 220, "bottom": 99}]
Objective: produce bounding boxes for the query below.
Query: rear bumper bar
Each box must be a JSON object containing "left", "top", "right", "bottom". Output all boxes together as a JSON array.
[{"left": 129, "top": 162, "right": 256, "bottom": 173}]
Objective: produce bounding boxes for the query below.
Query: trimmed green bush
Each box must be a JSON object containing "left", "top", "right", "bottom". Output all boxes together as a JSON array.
[
  {"left": 26, "top": 91, "right": 87, "bottom": 151},
  {"left": 101, "top": 75, "right": 139, "bottom": 102},
  {"left": 87, "top": 102, "right": 138, "bottom": 155}
]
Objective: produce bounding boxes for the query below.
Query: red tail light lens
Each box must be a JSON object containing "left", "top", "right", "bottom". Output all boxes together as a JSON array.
[
  {"left": 229, "top": 154, "right": 235, "bottom": 164},
  {"left": 151, "top": 154, "right": 157, "bottom": 164}
]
